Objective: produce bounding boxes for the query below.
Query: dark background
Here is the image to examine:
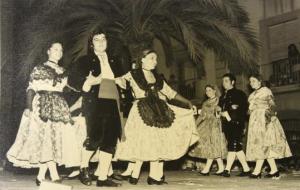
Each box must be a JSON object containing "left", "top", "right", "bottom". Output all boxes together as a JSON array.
[{"left": 1, "top": 0, "right": 31, "bottom": 161}]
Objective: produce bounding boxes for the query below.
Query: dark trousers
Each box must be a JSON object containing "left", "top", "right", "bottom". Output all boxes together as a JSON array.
[
  {"left": 223, "top": 125, "right": 244, "bottom": 152},
  {"left": 84, "top": 98, "right": 121, "bottom": 154}
]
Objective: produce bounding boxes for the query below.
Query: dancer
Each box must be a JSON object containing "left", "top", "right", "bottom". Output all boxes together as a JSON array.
[
  {"left": 246, "top": 74, "right": 292, "bottom": 179},
  {"left": 114, "top": 48, "right": 199, "bottom": 185},
  {"left": 6, "top": 42, "right": 73, "bottom": 186},
  {"left": 61, "top": 95, "right": 91, "bottom": 180},
  {"left": 67, "top": 29, "right": 125, "bottom": 187},
  {"left": 189, "top": 85, "right": 227, "bottom": 176},
  {"left": 219, "top": 73, "right": 251, "bottom": 177}
]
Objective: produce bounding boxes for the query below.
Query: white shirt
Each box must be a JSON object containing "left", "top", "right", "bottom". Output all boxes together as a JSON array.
[{"left": 96, "top": 52, "right": 115, "bottom": 80}]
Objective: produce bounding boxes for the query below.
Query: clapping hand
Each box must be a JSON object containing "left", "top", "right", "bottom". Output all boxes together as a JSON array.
[
  {"left": 86, "top": 71, "right": 102, "bottom": 85},
  {"left": 82, "top": 71, "right": 102, "bottom": 92}
]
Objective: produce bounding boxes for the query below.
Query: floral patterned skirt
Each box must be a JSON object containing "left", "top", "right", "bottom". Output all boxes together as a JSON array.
[
  {"left": 6, "top": 93, "right": 80, "bottom": 168},
  {"left": 114, "top": 102, "right": 199, "bottom": 162},
  {"left": 246, "top": 109, "right": 292, "bottom": 161},
  {"left": 189, "top": 116, "right": 227, "bottom": 159},
  {"left": 61, "top": 115, "right": 87, "bottom": 167}
]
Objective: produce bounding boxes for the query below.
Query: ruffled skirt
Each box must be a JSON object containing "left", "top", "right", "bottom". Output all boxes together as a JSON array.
[
  {"left": 246, "top": 109, "right": 292, "bottom": 161},
  {"left": 6, "top": 94, "right": 83, "bottom": 168},
  {"left": 189, "top": 116, "right": 227, "bottom": 159},
  {"left": 61, "top": 115, "right": 87, "bottom": 167},
  {"left": 114, "top": 102, "right": 199, "bottom": 161}
]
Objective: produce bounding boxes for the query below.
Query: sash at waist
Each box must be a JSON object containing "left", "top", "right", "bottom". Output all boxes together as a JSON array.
[
  {"left": 37, "top": 90, "right": 63, "bottom": 95},
  {"left": 98, "top": 79, "right": 119, "bottom": 100}
]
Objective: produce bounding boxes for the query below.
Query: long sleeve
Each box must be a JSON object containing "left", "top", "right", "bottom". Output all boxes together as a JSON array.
[
  {"left": 227, "top": 90, "right": 248, "bottom": 124},
  {"left": 63, "top": 85, "right": 82, "bottom": 108},
  {"left": 265, "top": 88, "right": 277, "bottom": 123},
  {"left": 115, "top": 72, "right": 131, "bottom": 89},
  {"left": 27, "top": 66, "right": 43, "bottom": 92},
  {"left": 160, "top": 81, "right": 177, "bottom": 100},
  {"left": 26, "top": 89, "right": 36, "bottom": 111},
  {"left": 67, "top": 57, "right": 91, "bottom": 92}
]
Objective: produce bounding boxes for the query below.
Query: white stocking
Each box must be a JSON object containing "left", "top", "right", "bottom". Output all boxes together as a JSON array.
[
  {"left": 202, "top": 159, "right": 213, "bottom": 173},
  {"left": 47, "top": 161, "right": 60, "bottom": 181},
  {"left": 95, "top": 151, "right": 112, "bottom": 181},
  {"left": 80, "top": 148, "right": 94, "bottom": 169},
  {"left": 236, "top": 151, "right": 250, "bottom": 172},
  {"left": 149, "top": 161, "right": 163, "bottom": 181},
  {"left": 37, "top": 163, "right": 48, "bottom": 181},
  {"left": 122, "top": 162, "right": 135, "bottom": 176},
  {"left": 216, "top": 158, "right": 225, "bottom": 173},
  {"left": 131, "top": 161, "right": 143, "bottom": 179},
  {"left": 253, "top": 160, "right": 264, "bottom": 175},
  {"left": 225, "top": 152, "right": 236, "bottom": 172},
  {"left": 267, "top": 158, "right": 278, "bottom": 174}
]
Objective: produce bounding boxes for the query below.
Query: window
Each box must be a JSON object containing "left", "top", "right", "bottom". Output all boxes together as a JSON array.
[{"left": 263, "top": 0, "right": 294, "bottom": 18}]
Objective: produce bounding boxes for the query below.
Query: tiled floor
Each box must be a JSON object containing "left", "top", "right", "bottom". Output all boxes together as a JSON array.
[{"left": 1, "top": 170, "right": 300, "bottom": 190}]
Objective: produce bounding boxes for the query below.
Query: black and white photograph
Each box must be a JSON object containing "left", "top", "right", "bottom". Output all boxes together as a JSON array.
[{"left": 1, "top": 0, "right": 300, "bottom": 189}]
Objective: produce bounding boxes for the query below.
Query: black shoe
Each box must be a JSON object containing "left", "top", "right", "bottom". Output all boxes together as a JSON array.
[
  {"left": 147, "top": 176, "right": 166, "bottom": 185},
  {"left": 91, "top": 174, "right": 98, "bottom": 181},
  {"left": 265, "top": 171, "right": 280, "bottom": 178},
  {"left": 161, "top": 175, "right": 165, "bottom": 182},
  {"left": 35, "top": 178, "right": 41, "bottom": 186},
  {"left": 128, "top": 177, "right": 139, "bottom": 185},
  {"left": 249, "top": 173, "right": 262, "bottom": 179},
  {"left": 79, "top": 168, "right": 92, "bottom": 186},
  {"left": 199, "top": 171, "right": 210, "bottom": 176},
  {"left": 221, "top": 170, "right": 231, "bottom": 177},
  {"left": 237, "top": 170, "right": 251, "bottom": 177},
  {"left": 115, "top": 174, "right": 131, "bottom": 181},
  {"left": 96, "top": 179, "right": 122, "bottom": 187},
  {"left": 109, "top": 173, "right": 126, "bottom": 181}
]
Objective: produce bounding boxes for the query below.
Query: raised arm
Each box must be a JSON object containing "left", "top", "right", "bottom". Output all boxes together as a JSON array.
[
  {"left": 115, "top": 72, "right": 131, "bottom": 89},
  {"left": 161, "top": 81, "right": 193, "bottom": 109}
]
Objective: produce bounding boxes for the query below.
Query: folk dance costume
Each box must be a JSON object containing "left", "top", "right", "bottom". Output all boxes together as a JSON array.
[
  {"left": 114, "top": 69, "right": 198, "bottom": 182},
  {"left": 189, "top": 97, "right": 227, "bottom": 160},
  {"left": 63, "top": 93, "right": 98, "bottom": 163},
  {"left": 7, "top": 61, "right": 77, "bottom": 168},
  {"left": 219, "top": 88, "right": 248, "bottom": 152},
  {"left": 67, "top": 51, "right": 126, "bottom": 185},
  {"left": 246, "top": 87, "right": 292, "bottom": 161},
  {"left": 62, "top": 87, "right": 89, "bottom": 170},
  {"left": 219, "top": 87, "right": 250, "bottom": 176}
]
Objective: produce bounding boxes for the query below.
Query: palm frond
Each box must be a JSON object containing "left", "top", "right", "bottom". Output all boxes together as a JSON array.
[{"left": 15, "top": 0, "right": 259, "bottom": 79}]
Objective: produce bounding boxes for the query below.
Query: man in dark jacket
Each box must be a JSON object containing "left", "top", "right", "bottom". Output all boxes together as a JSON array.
[
  {"left": 67, "top": 29, "right": 128, "bottom": 187},
  {"left": 219, "top": 73, "right": 251, "bottom": 177}
]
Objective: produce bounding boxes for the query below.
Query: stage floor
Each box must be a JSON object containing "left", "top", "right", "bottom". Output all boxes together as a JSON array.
[{"left": 1, "top": 170, "right": 300, "bottom": 190}]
